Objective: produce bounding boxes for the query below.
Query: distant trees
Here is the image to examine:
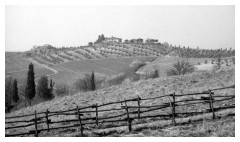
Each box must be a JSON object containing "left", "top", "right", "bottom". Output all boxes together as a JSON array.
[
  {"left": 137, "top": 38, "right": 143, "bottom": 43},
  {"left": 232, "top": 58, "right": 235, "bottom": 64},
  {"left": 95, "top": 34, "right": 105, "bottom": 44},
  {"left": 225, "top": 59, "right": 229, "bottom": 66},
  {"left": 88, "top": 42, "right": 93, "bottom": 46},
  {"left": 25, "top": 63, "right": 36, "bottom": 106},
  {"left": 163, "top": 42, "right": 169, "bottom": 47},
  {"left": 37, "top": 76, "right": 54, "bottom": 101}
]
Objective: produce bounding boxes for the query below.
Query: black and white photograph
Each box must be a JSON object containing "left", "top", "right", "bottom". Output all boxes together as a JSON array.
[{"left": 3, "top": 1, "right": 237, "bottom": 138}]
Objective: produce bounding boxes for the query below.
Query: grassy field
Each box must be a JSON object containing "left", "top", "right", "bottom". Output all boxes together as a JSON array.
[
  {"left": 50, "top": 56, "right": 155, "bottom": 85},
  {"left": 137, "top": 57, "right": 233, "bottom": 77},
  {"left": 6, "top": 57, "right": 42, "bottom": 74},
  {"left": 6, "top": 53, "right": 155, "bottom": 87},
  {"left": 5, "top": 62, "right": 235, "bottom": 137}
]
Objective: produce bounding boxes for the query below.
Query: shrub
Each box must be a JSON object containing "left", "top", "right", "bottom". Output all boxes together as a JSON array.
[
  {"left": 105, "top": 73, "right": 127, "bottom": 86},
  {"left": 143, "top": 69, "right": 159, "bottom": 79},
  {"left": 204, "top": 60, "right": 208, "bottom": 64},
  {"left": 55, "top": 83, "right": 70, "bottom": 97},
  {"left": 74, "top": 74, "right": 92, "bottom": 92},
  {"left": 37, "top": 76, "right": 54, "bottom": 101},
  {"left": 167, "top": 60, "right": 195, "bottom": 76}
]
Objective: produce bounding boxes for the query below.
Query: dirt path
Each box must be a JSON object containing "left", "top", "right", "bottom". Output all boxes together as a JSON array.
[
  {"left": 28, "top": 58, "right": 58, "bottom": 74},
  {"left": 195, "top": 63, "right": 215, "bottom": 71},
  {"left": 57, "top": 67, "right": 85, "bottom": 78}
]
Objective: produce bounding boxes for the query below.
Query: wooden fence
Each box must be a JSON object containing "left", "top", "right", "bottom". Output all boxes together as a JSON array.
[{"left": 5, "top": 85, "right": 235, "bottom": 137}]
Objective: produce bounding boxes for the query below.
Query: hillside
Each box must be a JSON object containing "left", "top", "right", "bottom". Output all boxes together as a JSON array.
[
  {"left": 5, "top": 44, "right": 235, "bottom": 112},
  {"left": 5, "top": 62, "right": 235, "bottom": 136},
  {"left": 28, "top": 42, "right": 234, "bottom": 66}
]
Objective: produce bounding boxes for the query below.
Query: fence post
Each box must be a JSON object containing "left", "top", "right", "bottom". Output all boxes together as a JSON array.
[
  {"left": 34, "top": 110, "right": 38, "bottom": 137},
  {"left": 209, "top": 90, "right": 215, "bottom": 119},
  {"left": 45, "top": 109, "right": 50, "bottom": 131},
  {"left": 137, "top": 96, "right": 141, "bottom": 120},
  {"left": 76, "top": 106, "right": 84, "bottom": 136},
  {"left": 124, "top": 99, "right": 132, "bottom": 132},
  {"left": 95, "top": 103, "right": 98, "bottom": 126},
  {"left": 171, "top": 93, "right": 176, "bottom": 126}
]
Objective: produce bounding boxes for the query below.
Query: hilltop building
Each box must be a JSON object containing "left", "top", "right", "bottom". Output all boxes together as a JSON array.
[
  {"left": 145, "top": 38, "right": 158, "bottom": 44},
  {"left": 104, "top": 36, "right": 122, "bottom": 43}
]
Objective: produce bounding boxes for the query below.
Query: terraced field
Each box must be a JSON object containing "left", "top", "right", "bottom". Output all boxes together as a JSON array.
[
  {"left": 6, "top": 50, "right": 156, "bottom": 86},
  {"left": 6, "top": 52, "right": 54, "bottom": 77}
]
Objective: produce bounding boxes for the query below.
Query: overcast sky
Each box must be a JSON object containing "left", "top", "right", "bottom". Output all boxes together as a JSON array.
[{"left": 5, "top": 5, "right": 234, "bottom": 51}]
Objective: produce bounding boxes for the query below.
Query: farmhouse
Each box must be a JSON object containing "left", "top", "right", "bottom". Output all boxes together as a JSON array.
[
  {"left": 145, "top": 38, "right": 158, "bottom": 44},
  {"left": 104, "top": 36, "right": 122, "bottom": 43}
]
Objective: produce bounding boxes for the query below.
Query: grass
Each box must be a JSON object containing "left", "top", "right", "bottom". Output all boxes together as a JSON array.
[
  {"left": 9, "top": 68, "right": 54, "bottom": 85},
  {"left": 90, "top": 109, "right": 235, "bottom": 137},
  {"left": 5, "top": 64, "right": 234, "bottom": 137},
  {"left": 138, "top": 57, "right": 211, "bottom": 78},
  {"left": 5, "top": 58, "right": 42, "bottom": 74},
  {"left": 54, "top": 57, "right": 155, "bottom": 76}
]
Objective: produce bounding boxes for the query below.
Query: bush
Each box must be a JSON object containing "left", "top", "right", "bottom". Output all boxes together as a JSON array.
[
  {"left": 143, "top": 69, "right": 159, "bottom": 79},
  {"left": 74, "top": 74, "right": 92, "bottom": 92},
  {"left": 55, "top": 83, "right": 70, "bottom": 97},
  {"left": 167, "top": 60, "right": 195, "bottom": 76},
  {"left": 37, "top": 76, "right": 54, "bottom": 101},
  {"left": 232, "top": 58, "right": 235, "bottom": 64},
  {"left": 204, "top": 60, "right": 208, "bottom": 64},
  {"left": 105, "top": 73, "right": 127, "bottom": 86}
]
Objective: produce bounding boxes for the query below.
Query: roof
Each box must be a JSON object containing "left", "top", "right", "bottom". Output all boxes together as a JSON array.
[{"left": 105, "top": 36, "right": 122, "bottom": 40}]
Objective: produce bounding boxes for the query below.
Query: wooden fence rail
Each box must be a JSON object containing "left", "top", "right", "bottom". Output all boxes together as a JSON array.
[{"left": 5, "top": 85, "right": 235, "bottom": 137}]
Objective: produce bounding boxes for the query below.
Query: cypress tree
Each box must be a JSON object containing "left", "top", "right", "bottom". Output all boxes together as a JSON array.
[
  {"left": 49, "top": 79, "right": 55, "bottom": 99},
  {"left": 5, "top": 77, "right": 13, "bottom": 111},
  {"left": 25, "top": 63, "right": 36, "bottom": 106},
  {"left": 12, "top": 79, "right": 19, "bottom": 103},
  {"left": 91, "top": 70, "right": 95, "bottom": 91},
  {"left": 49, "top": 79, "right": 54, "bottom": 94}
]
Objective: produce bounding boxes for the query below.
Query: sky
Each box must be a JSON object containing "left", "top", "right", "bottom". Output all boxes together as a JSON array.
[{"left": 5, "top": 5, "right": 235, "bottom": 51}]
